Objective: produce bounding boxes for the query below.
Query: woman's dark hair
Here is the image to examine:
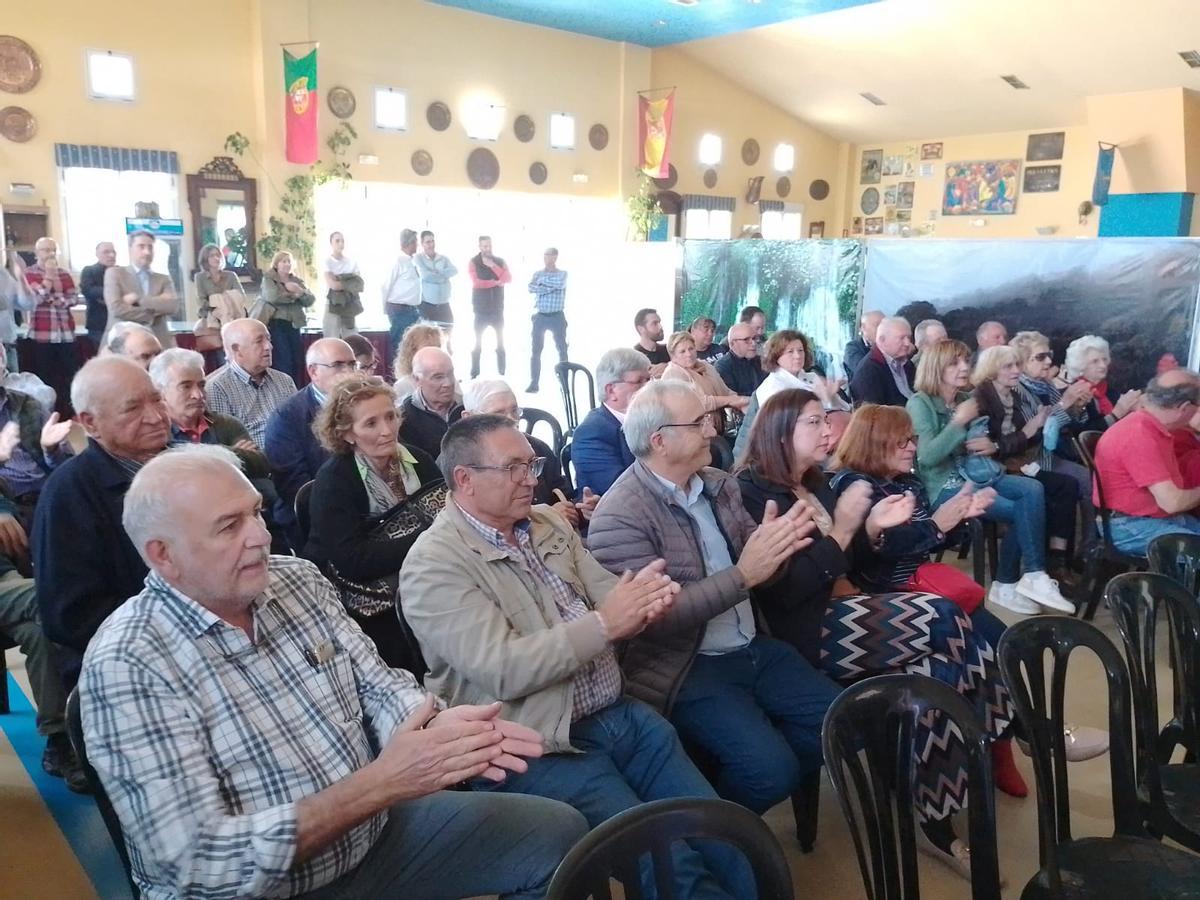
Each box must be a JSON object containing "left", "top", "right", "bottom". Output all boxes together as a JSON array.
[
  {"left": 735, "top": 388, "right": 822, "bottom": 487},
  {"left": 763, "top": 329, "right": 812, "bottom": 372}
]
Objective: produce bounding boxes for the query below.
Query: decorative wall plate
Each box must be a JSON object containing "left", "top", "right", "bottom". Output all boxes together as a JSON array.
[
  {"left": 703, "top": 168, "right": 718, "bottom": 189},
  {"left": 652, "top": 164, "right": 678, "bottom": 190},
  {"left": 529, "top": 161, "right": 547, "bottom": 185},
  {"left": 0, "top": 106, "right": 35, "bottom": 142},
  {"left": 327, "top": 86, "right": 356, "bottom": 119},
  {"left": 776, "top": 176, "right": 791, "bottom": 198},
  {"left": 588, "top": 124, "right": 609, "bottom": 151},
  {"left": 514, "top": 114, "right": 535, "bottom": 143},
  {"left": 861, "top": 187, "right": 880, "bottom": 214},
  {"left": 809, "top": 179, "right": 830, "bottom": 200},
  {"left": 411, "top": 150, "right": 433, "bottom": 177},
  {"left": 467, "top": 147, "right": 499, "bottom": 189},
  {"left": 426, "top": 101, "right": 451, "bottom": 132},
  {"left": 741, "top": 138, "right": 760, "bottom": 166},
  {"left": 0, "top": 36, "right": 40, "bottom": 94}
]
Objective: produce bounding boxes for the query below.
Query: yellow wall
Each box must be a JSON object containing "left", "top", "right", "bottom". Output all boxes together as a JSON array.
[{"left": 1085, "top": 88, "right": 1188, "bottom": 195}]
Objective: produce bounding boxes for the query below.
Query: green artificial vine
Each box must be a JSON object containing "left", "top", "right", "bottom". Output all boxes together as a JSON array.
[
  {"left": 626, "top": 173, "right": 664, "bottom": 241},
  {"left": 224, "top": 122, "right": 357, "bottom": 272}
]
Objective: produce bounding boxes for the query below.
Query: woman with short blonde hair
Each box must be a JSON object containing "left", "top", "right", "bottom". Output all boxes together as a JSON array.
[
  {"left": 661, "top": 330, "right": 747, "bottom": 414},
  {"left": 260, "top": 249, "right": 314, "bottom": 383}
]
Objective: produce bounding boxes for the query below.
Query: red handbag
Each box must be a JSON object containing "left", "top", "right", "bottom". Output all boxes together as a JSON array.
[{"left": 904, "top": 562, "right": 985, "bottom": 614}]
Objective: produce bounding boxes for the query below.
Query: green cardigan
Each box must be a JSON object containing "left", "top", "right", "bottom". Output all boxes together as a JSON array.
[{"left": 906, "top": 391, "right": 969, "bottom": 500}]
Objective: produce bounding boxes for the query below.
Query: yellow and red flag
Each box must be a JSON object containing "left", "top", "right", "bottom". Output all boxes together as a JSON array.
[
  {"left": 638, "top": 90, "right": 675, "bottom": 179},
  {"left": 284, "top": 47, "right": 318, "bottom": 164}
]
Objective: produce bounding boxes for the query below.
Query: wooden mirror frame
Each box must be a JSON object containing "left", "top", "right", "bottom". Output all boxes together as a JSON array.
[{"left": 186, "top": 156, "right": 259, "bottom": 278}]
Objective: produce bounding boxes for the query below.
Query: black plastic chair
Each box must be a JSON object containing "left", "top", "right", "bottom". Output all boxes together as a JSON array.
[
  {"left": 1147, "top": 531, "right": 1200, "bottom": 597},
  {"left": 997, "top": 615, "right": 1200, "bottom": 898},
  {"left": 1074, "top": 430, "right": 1147, "bottom": 620},
  {"left": 1106, "top": 571, "right": 1200, "bottom": 852},
  {"left": 559, "top": 441, "right": 576, "bottom": 498},
  {"left": 0, "top": 635, "right": 13, "bottom": 713},
  {"left": 392, "top": 601, "right": 429, "bottom": 682},
  {"left": 66, "top": 688, "right": 140, "bottom": 898},
  {"left": 822, "top": 673, "right": 1001, "bottom": 900},
  {"left": 554, "top": 361, "right": 596, "bottom": 435},
  {"left": 546, "top": 797, "right": 793, "bottom": 900},
  {"left": 521, "top": 406, "right": 565, "bottom": 458},
  {"left": 293, "top": 480, "right": 314, "bottom": 551}
]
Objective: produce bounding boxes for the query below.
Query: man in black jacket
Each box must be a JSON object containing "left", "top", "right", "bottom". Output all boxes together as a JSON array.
[
  {"left": 398, "top": 346, "right": 463, "bottom": 458},
  {"left": 714, "top": 323, "right": 765, "bottom": 397},
  {"left": 843, "top": 309, "right": 883, "bottom": 379},
  {"left": 78, "top": 241, "right": 116, "bottom": 350},
  {"left": 849, "top": 316, "right": 915, "bottom": 407}
]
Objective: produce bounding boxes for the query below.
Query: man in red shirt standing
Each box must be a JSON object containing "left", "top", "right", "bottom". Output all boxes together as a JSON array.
[
  {"left": 1093, "top": 368, "right": 1200, "bottom": 554},
  {"left": 468, "top": 236, "right": 511, "bottom": 379}
]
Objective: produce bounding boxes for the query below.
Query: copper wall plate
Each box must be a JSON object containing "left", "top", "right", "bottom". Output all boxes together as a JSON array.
[
  {"left": 777, "top": 176, "right": 792, "bottom": 198},
  {"left": 0, "top": 106, "right": 35, "bottom": 142},
  {"left": 467, "top": 147, "right": 499, "bottom": 190},
  {"left": 0, "top": 36, "right": 41, "bottom": 94},
  {"left": 588, "top": 124, "right": 609, "bottom": 151},
  {"left": 742, "top": 139, "right": 760, "bottom": 165},
  {"left": 652, "top": 164, "right": 678, "bottom": 190},
  {"left": 514, "top": 114, "right": 535, "bottom": 143},
  {"left": 809, "top": 179, "right": 830, "bottom": 200},
  {"left": 411, "top": 150, "right": 433, "bottom": 176},
  {"left": 426, "top": 101, "right": 451, "bottom": 132},
  {"left": 703, "top": 168, "right": 718, "bottom": 189},
  {"left": 529, "top": 161, "right": 547, "bottom": 185},
  {"left": 327, "top": 86, "right": 356, "bottom": 119}
]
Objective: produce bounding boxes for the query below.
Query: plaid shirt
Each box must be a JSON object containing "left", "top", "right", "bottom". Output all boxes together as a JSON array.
[
  {"left": 456, "top": 503, "right": 621, "bottom": 721},
  {"left": 80, "top": 556, "right": 434, "bottom": 899},
  {"left": 527, "top": 269, "right": 568, "bottom": 314},
  {"left": 23, "top": 266, "right": 78, "bottom": 343},
  {"left": 205, "top": 361, "right": 297, "bottom": 446}
]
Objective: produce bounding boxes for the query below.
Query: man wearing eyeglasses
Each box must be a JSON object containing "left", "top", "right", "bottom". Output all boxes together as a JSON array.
[
  {"left": 265, "top": 338, "right": 359, "bottom": 543},
  {"left": 714, "top": 323, "right": 766, "bottom": 398},
  {"left": 400, "top": 414, "right": 754, "bottom": 897},
  {"left": 573, "top": 348, "right": 651, "bottom": 496},
  {"left": 398, "top": 346, "right": 464, "bottom": 459}
]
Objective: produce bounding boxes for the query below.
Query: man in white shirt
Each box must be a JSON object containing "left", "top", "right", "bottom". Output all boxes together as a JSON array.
[{"left": 381, "top": 229, "right": 421, "bottom": 370}]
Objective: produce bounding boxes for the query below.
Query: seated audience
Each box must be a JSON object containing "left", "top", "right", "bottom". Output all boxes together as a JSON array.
[
  {"left": 849, "top": 316, "right": 915, "bottom": 406},
  {"left": 103, "top": 322, "right": 163, "bottom": 369},
  {"left": 344, "top": 332, "right": 379, "bottom": 375},
  {"left": 0, "top": 352, "right": 71, "bottom": 519},
  {"left": 460, "top": 378, "right": 597, "bottom": 527},
  {"left": 714, "top": 323, "right": 766, "bottom": 397},
  {"left": 1093, "top": 369, "right": 1200, "bottom": 553},
  {"left": 844, "top": 309, "right": 883, "bottom": 380},
  {"left": 400, "top": 415, "right": 750, "bottom": 897},
  {"left": 205, "top": 318, "right": 298, "bottom": 446},
  {"left": 972, "top": 346, "right": 1081, "bottom": 587},
  {"left": 588, "top": 380, "right": 841, "bottom": 815},
  {"left": 264, "top": 338, "right": 358, "bottom": 537},
  {"left": 906, "top": 340, "right": 1073, "bottom": 615},
  {"left": 913, "top": 318, "right": 947, "bottom": 363},
  {"left": 32, "top": 356, "right": 169, "bottom": 690},
  {"left": 81, "top": 445, "right": 586, "bottom": 900},
  {"left": 259, "top": 249, "right": 315, "bottom": 383},
  {"left": 739, "top": 390, "right": 1023, "bottom": 870},
  {"left": 689, "top": 316, "right": 725, "bottom": 363},
  {"left": 662, "top": 330, "right": 748, "bottom": 414},
  {"left": 571, "top": 348, "right": 649, "bottom": 495},
  {"left": 305, "top": 375, "right": 440, "bottom": 667},
  {"left": 1056, "top": 334, "right": 1142, "bottom": 430},
  {"left": 632, "top": 307, "right": 670, "bottom": 369},
  {"left": 391, "top": 323, "right": 444, "bottom": 403},
  {"left": 397, "top": 347, "right": 463, "bottom": 459},
  {"left": 975, "top": 320, "right": 1008, "bottom": 354}
]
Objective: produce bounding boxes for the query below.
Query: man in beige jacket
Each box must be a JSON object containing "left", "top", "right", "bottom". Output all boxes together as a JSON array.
[
  {"left": 103, "top": 230, "right": 178, "bottom": 348},
  {"left": 400, "top": 413, "right": 753, "bottom": 897}
]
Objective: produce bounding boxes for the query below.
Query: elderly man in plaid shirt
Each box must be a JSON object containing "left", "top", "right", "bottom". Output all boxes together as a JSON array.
[{"left": 80, "top": 445, "right": 587, "bottom": 900}]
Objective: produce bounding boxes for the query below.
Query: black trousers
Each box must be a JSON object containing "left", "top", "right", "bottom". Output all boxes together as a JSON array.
[
  {"left": 471, "top": 309, "right": 505, "bottom": 377},
  {"left": 30, "top": 341, "right": 79, "bottom": 417},
  {"left": 529, "top": 311, "right": 568, "bottom": 386}
]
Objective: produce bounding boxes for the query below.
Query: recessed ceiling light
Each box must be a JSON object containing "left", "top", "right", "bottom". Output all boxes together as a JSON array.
[
  {"left": 1001, "top": 74, "right": 1030, "bottom": 89},
  {"left": 655, "top": 19, "right": 667, "bottom": 25},
  {"left": 860, "top": 92, "right": 886, "bottom": 106},
  {"left": 1180, "top": 50, "right": 1200, "bottom": 68}
]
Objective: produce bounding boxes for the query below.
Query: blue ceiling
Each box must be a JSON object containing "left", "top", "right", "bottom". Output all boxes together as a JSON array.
[{"left": 429, "top": 0, "right": 881, "bottom": 48}]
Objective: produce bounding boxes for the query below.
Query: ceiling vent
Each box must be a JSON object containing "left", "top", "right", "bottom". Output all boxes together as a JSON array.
[
  {"left": 1180, "top": 50, "right": 1200, "bottom": 68},
  {"left": 1001, "top": 74, "right": 1030, "bottom": 89},
  {"left": 860, "top": 92, "right": 886, "bottom": 106}
]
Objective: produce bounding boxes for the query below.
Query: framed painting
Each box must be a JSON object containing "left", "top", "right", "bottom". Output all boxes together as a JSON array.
[
  {"left": 1026, "top": 132, "right": 1065, "bottom": 162},
  {"left": 864, "top": 216, "right": 883, "bottom": 235},
  {"left": 808, "top": 221, "right": 825, "bottom": 238},
  {"left": 942, "top": 159, "right": 1021, "bottom": 215},
  {"left": 882, "top": 154, "right": 904, "bottom": 176},
  {"left": 897, "top": 181, "right": 915, "bottom": 209},
  {"left": 921, "top": 142, "right": 943, "bottom": 160},
  {"left": 1024, "top": 164, "right": 1061, "bottom": 193},
  {"left": 861, "top": 149, "right": 882, "bottom": 184},
  {"left": 851, "top": 216, "right": 863, "bottom": 235}
]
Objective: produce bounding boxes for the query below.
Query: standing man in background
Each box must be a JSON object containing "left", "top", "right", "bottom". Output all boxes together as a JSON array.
[
  {"left": 526, "top": 247, "right": 567, "bottom": 393},
  {"left": 381, "top": 229, "right": 421, "bottom": 368},
  {"left": 414, "top": 230, "right": 457, "bottom": 346},
  {"left": 79, "top": 241, "right": 116, "bottom": 351},
  {"left": 468, "top": 235, "right": 510, "bottom": 378},
  {"left": 103, "top": 230, "right": 178, "bottom": 349}
]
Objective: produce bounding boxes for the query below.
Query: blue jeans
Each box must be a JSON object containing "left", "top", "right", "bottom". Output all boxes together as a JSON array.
[
  {"left": 669, "top": 635, "right": 841, "bottom": 815},
  {"left": 387, "top": 305, "right": 422, "bottom": 368},
  {"left": 938, "top": 474, "right": 1046, "bottom": 583},
  {"left": 475, "top": 697, "right": 752, "bottom": 899},
  {"left": 1109, "top": 513, "right": 1200, "bottom": 555},
  {"left": 268, "top": 319, "right": 303, "bottom": 385}
]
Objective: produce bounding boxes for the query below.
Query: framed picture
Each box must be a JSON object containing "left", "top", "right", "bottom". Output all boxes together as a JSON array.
[
  {"left": 921, "top": 142, "right": 943, "bottom": 160},
  {"left": 896, "top": 209, "right": 912, "bottom": 222},
  {"left": 864, "top": 216, "right": 883, "bottom": 235},
  {"left": 943, "top": 159, "right": 1021, "bottom": 215},
  {"left": 1023, "top": 164, "right": 1061, "bottom": 193},
  {"left": 861, "top": 149, "right": 882, "bottom": 184},
  {"left": 897, "top": 181, "right": 915, "bottom": 209},
  {"left": 882, "top": 154, "right": 904, "bottom": 176},
  {"left": 808, "top": 221, "right": 825, "bottom": 239},
  {"left": 1026, "top": 132, "right": 1065, "bottom": 161},
  {"left": 851, "top": 216, "right": 863, "bottom": 235},
  {"left": 883, "top": 185, "right": 897, "bottom": 207}
]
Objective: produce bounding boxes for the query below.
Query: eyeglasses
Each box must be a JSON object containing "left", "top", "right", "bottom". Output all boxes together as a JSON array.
[
  {"left": 1032, "top": 352, "right": 1053, "bottom": 363},
  {"left": 657, "top": 413, "right": 715, "bottom": 433},
  {"left": 620, "top": 376, "right": 651, "bottom": 386},
  {"left": 465, "top": 457, "right": 546, "bottom": 483},
  {"left": 798, "top": 414, "right": 831, "bottom": 427},
  {"left": 312, "top": 360, "right": 357, "bottom": 372},
  {"left": 897, "top": 434, "right": 918, "bottom": 448}
]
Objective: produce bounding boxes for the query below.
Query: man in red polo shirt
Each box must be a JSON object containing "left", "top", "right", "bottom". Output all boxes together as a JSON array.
[{"left": 1093, "top": 368, "right": 1200, "bottom": 554}]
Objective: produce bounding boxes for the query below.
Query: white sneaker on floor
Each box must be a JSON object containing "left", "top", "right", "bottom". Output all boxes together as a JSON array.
[
  {"left": 1017, "top": 725, "right": 1110, "bottom": 762},
  {"left": 987, "top": 581, "right": 1041, "bottom": 615},
  {"left": 1016, "top": 571, "right": 1076, "bottom": 614}
]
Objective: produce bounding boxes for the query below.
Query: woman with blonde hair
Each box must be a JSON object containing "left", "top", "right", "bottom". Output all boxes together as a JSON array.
[
  {"left": 661, "top": 330, "right": 748, "bottom": 414},
  {"left": 259, "top": 249, "right": 315, "bottom": 383}
]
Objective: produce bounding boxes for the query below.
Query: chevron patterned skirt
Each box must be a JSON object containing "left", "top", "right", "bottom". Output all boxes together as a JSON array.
[{"left": 819, "top": 591, "right": 1015, "bottom": 821}]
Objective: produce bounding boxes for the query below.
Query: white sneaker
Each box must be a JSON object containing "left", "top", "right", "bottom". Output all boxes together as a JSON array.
[
  {"left": 1016, "top": 571, "right": 1076, "bottom": 614},
  {"left": 987, "top": 581, "right": 1041, "bottom": 615},
  {"left": 1017, "top": 725, "right": 1110, "bottom": 762}
]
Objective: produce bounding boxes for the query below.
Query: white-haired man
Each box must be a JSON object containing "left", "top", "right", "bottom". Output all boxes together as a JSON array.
[
  {"left": 913, "top": 318, "right": 948, "bottom": 360},
  {"left": 397, "top": 346, "right": 462, "bottom": 459},
  {"left": 572, "top": 348, "right": 651, "bottom": 496},
  {"left": 80, "top": 445, "right": 586, "bottom": 899},
  {"left": 844, "top": 309, "right": 883, "bottom": 379},
  {"left": 205, "top": 318, "right": 297, "bottom": 446},
  {"left": 104, "top": 321, "right": 163, "bottom": 370},
  {"left": 848, "top": 316, "right": 916, "bottom": 407}
]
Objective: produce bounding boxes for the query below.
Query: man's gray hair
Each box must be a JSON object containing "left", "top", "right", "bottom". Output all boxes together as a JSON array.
[
  {"left": 148, "top": 348, "right": 205, "bottom": 392},
  {"left": 1063, "top": 334, "right": 1110, "bottom": 381},
  {"left": 71, "top": 355, "right": 147, "bottom": 415},
  {"left": 400, "top": 228, "right": 418, "bottom": 246},
  {"left": 623, "top": 380, "right": 703, "bottom": 458},
  {"left": 221, "top": 317, "right": 263, "bottom": 353},
  {"left": 1143, "top": 375, "right": 1200, "bottom": 410},
  {"left": 877, "top": 316, "right": 911, "bottom": 337},
  {"left": 105, "top": 322, "right": 157, "bottom": 356},
  {"left": 914, "top": 318, "right": 945, "bottom": 347},
  {"left": 439, "top": 414, "right": 517, "bottom": 489},
  {"left": 462, "top": 378, "right": 514, "bottom": 413},
  {"left": 596, "top": 347, "right": 650, "bottom": 392},
  {"left": 123, "top": 445, "right": 244, "bottom": 564},
  {"left": 976, "top": 320, "right": 1006, "bottom": 341}
]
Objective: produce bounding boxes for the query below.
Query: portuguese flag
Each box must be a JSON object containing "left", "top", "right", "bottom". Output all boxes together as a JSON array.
[{"left": 283, "top": 47, "right": 318, "bottom": 164}]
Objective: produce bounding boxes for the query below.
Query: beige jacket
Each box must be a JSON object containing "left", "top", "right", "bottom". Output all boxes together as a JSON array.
[
  {"left": 399, "top": 501, "right": 617, "bottom": 753},
  {"left": 103, "top": 265, "right": 179, "bottom": 347}
]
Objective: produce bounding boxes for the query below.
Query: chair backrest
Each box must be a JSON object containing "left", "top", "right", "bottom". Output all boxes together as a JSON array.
[
  {"left": 1106, "top": 572, "right": 1200, "bottom": 791},
  {"left": 294, "top": 480, "right": 314, "bottom": 550},
  {"left": 521, "top": 406, "right": 565, "bottom": 458},
  {"left": 821, "top": 673, "right": 1001, "bottom": 900},
  {"left": 393, "top": 601, "right": 429, "bottom": 681},
  {"left": 559, "top": 441, "right": 576, "bottom": 498},
  {"left": 997, "top": 616, "right": 1145, "bottom": 895},
  {"left": 554, "top": 361, "right": 596, "bottom": 434},
  {"left": 546, "top": 797, "right": 793, "bottom": 900},
  {"left": 1147, "top": 532, "right": 1200, "bottom": 597},
  {"left": 66, "top": 688, "right": 140, "bottom": 897},
  {"left": 1074, "top": 430, "right": 1115, "bottom": 546}
]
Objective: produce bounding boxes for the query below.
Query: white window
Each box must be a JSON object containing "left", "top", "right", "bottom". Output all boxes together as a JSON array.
[
  {"left": 683, "top": 208, "right": 733, "bottom": 240},
  {"left": 698, "top": 133, "right": 722, "bottom": 166},
  {"left": 86, "top": 50, "right": 135, "bottom": 102},
  {"left": 774, "top": 143, "right": 795, "bottom": 172},
  {"left": 373, "top": 87, "right": 407, "bottom": 131},
  {"left": 549, "top": 113, "right": 575, "bottom": 150},
  {"left": 464, "top": 101, "right": 504, "bottom": 141},
  {"left": 58, "top": 167, "right": 178, "bottom": 275},
  {"left": 760, "top": 207, "right": 803, "bottom": 240}
]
